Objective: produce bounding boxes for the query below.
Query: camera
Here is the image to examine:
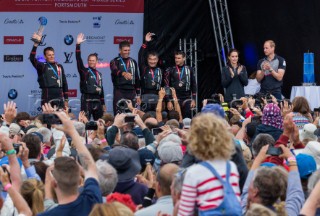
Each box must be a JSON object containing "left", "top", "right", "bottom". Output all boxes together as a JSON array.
[
  {"left": 266, "top": 146, "right": 283, "bottom": 156},
  {"left": 164, "top": 87, "right": 171, "bottom": 96},
  {"left": 124, "top": 115, "right": 135, "bottom": 123},
  {"left": 229, "top": 99, "right": 243, "bottom": 109},
  {"left": 13, "top": 143, "right": 22, "bottom": 154},
  {"left": 152, "top": 128, "right": 162, "bottom": 135},
  {"left": 116, "top": 99, "right": 130, "bottom": 113},
  {"left": 42, "top": 114, "right": 62, "bottom": 125},
  {"left": 85, "top": 121, "right": 98, "bottom": 130}
]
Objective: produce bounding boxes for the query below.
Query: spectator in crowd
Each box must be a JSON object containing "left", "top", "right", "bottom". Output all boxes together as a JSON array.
[
  {"left": 38, "top": 111, "right": 102, "bottom": 216},
  {"left": 178, "top": 113, "right": 241, "bottom": 215},
  {"left": 108, "top": 146, "right": 148, "bottom": 205},
  {"left": 96, "top": 160, "right": 118, "bottom": 200},
  {"left": 291, "top": 96, "right": 313, "bottom": 129},
  {"left": 221, "top": 49, "right": 248, "bottom": 102},
  {"left": 135, "top": 163, "right": 179, "bottom": 216},
  {"left": 89, "top": 202, "right": 134, "bottom": 216},
  {"left": 254, "top": 103, "right": 283, "bottom": 141},
  {"left": 20, "top": 179, "right": 45, "bottom": 215},
  {"left": 244, "top": 71, "right": 261, "bottom": 96},
  {"left": 241, "top": 144, "right": 305, "bottom": 215}
]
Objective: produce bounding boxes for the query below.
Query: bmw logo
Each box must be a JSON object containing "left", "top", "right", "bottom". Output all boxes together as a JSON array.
[
  {"left": 64, "top": 35, "right": 74, "bottom": 45},
  {"left": 8, "top": 89, "right": 18, "bottom": 100}
]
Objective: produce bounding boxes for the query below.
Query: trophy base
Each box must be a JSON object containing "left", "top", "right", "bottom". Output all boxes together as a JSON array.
[
  {"left": 302, "top": 83, "right": 316, "bottom": 86},
  {"left": 30, "top": 38, "right": 41, "bottom": 44}
]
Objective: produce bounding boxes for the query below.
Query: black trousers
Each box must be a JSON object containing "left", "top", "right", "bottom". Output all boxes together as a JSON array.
[
  {"left": 41, "top": 88, "right": 64, "bottom": 109},
  {"left": 81, "top": 94, "right": 103, "bottom": 121}
]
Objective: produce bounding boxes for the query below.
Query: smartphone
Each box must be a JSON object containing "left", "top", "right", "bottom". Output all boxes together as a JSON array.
[
  {"left": 85, "top": 121, "right": 98, "bottom": 130},
  {"left": 42, "top": 114, "right": 62, "bottom": 125},
  {"left": 164, "top": 87, "right": 172, "bottom": 96},
  {"left": 266, "top": 146, "right": 283, "bottom": 156},
  {"left": 124, "top": 115, "right": 135, "bottom": 123},
  {"left": 152, "top": 128, "right": 162, "bottom": 135},
  {"left": 13, "top": 144, "right": 22, "bottom": 154}
]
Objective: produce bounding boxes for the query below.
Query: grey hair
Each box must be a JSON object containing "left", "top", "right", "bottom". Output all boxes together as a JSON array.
[
  {"left": 159, "top": 133, "right": 181, "bottom": 146},
  {"left": 252, "top": 134, "right": 275, "bottom": 156},
  {"left": 37, "top": 127, "right": 52, "bottom": 143},
  {"left": 307, "top": 169, "right": 320, "bottom": 195},
  {"left": 96, "top": 160, "right": 118, "bottom": 196},
  {"left": 73, "top": 122, "right": 85, "bottom": 137}
]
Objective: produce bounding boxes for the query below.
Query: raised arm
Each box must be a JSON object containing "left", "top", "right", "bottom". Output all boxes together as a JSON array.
[
  {"left": 0, "top": 167, "right": 32, "bottom": 216},
  {"left": 55, "top": 111, "right": 98, "bottom": 181},
  {"left": 75, "top": 33, "right": 86, "bottom": 71}
]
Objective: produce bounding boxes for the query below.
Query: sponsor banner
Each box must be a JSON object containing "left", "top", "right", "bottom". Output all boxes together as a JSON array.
[
  {"left": 4, "top": 36, "right": 24, "bottom": 44},
  {"left": 114, "top": 36, "right": 133, "bottom": 44},
  {"left": 68, "top": 89, "right": 78, "bottom": 97},
  {"left": 0, "top": 0, "right": 144, "bottom": 13},
  {"left": 3, "top": 55, "right": 23, "bottom": 62}
]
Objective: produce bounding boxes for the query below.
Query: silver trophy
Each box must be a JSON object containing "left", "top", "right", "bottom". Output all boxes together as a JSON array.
[{"left": 31, "top": 17, "right": 48, "bottom": 43}]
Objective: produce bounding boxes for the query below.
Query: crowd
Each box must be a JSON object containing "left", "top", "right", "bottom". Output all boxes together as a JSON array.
[{"left": 0, "top": 88, "right": 319, "bottom": 216}]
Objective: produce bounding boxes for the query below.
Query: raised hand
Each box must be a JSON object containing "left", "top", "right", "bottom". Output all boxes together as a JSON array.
[
  {"left": 77, "top": 33, "right": 86, "bottom": 44},
  {"left": 145, "top": 32, "right": 153, "bottom": 42},
  {"left": 3, "top": 101, "right": 17, "bottom": 124}
]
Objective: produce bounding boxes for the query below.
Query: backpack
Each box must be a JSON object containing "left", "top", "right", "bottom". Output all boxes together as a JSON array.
[{"left": 198, "top": 161, "right": 242, "bottom": 216}]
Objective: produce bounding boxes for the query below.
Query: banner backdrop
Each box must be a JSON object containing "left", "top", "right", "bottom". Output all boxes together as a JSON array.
[{"left": 0, "top": 0, "right": 144, "bottom": 116}]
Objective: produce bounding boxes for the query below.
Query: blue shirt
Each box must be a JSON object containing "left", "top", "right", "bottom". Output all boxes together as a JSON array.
[{"left": 37, "top": 178, "right": 102, "bottom": 216}]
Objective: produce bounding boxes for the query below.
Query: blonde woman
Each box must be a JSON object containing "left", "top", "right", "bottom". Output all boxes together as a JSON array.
[
  {"left": 20, "top": 179, "right": 45, "bottom": 216},
  {"left": 89, "top": 202, "right": 133, "bottom": 216},
  {"left": 177, "top": 113, "right": 241, "bottom": 215}
]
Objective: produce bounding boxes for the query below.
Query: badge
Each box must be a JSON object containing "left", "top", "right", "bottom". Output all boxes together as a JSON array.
[{"left": 179, "top": 81, "right": 183, "bottom": 87}]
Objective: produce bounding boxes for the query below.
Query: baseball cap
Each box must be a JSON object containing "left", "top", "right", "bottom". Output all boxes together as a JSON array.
[
  {"left": 296, "top": 153, "right": 317, "bottom": 179},
  {"left": 182, "top": 118, "right": 191, "bottom": 129},
  {"left": 157, "top": 141, "right": 183, "bottom": 164},
  {"left": 300, "top": 124, "right": 317, "bottom": 141},
  {"left": 201, "top": 104, "right": 225, "bottom": 118}
]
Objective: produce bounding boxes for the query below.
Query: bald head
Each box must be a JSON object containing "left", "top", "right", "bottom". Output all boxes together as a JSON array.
[
  {"left": 144, "top": 117, "right": 158, "bottom": 130},
  {"left": 157, "top": 163, "right": 179, "bottom": 196}
]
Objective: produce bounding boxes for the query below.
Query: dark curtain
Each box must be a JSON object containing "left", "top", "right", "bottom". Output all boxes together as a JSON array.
[
  {"left": 144, "top": 0, "right": 320, "bottom": 99},
  {"left": 228, "top": 0, "right": 320, "bottom": 97},
  {"left": 143, "top": 0, "right": 222, "bottom": 103}
]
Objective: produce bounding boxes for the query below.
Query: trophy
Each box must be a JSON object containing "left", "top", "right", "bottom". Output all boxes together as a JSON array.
[{"left": 31, "top": 16, "right": 48, "bottom": 43}]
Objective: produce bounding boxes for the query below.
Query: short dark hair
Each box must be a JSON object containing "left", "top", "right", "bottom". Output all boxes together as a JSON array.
[
  {"left": 43, "top": 47, "right": 54, "bottom": 56},
  {"left": 227, "top": 48, "right": 240, "bottom": 57},
  {"left": 22, "top": 134, "right": 41, "bottom": 159},
  {"left": 174, "top": 50, "right": 186, "bottom": 58},
  {"left": 119, "top": 41, "right": 130, "bottom": 49},
  {"left": 15, "top": 112, "right": 30, "bottom": 123},
  {"left": 168, "top": 110, "right": 180, "bottom": 121},
  {"left": 147, "top": 50, "right": 159, "bottom": 58},
  {"left": 33, "top": 161, "right": 48, "bottom": 183},
  {"left": 120, "top": 131, "right": 139, "bottom": 150},
  {"left": 53, "top": 157, "right": 80, "bottom": 195},
  {"left": 87, "top": 53, "right": 98, "bottom": 61}
]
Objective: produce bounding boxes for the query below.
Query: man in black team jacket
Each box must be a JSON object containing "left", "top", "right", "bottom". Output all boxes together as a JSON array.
[
  {"left": 110, "top": 40, "right": 141, "bottom": 115},
  {"left": 164, "top": 50, "right": 196, "bottom": 118},
  {"left": 30, "top": 33, "right": 68, "bottom": 109},
  {"left": 76, "top": 33, "right": 106, "bottom": 120},
  {"left": 138, "top": 32, "right": 163, "bottom": 112}
]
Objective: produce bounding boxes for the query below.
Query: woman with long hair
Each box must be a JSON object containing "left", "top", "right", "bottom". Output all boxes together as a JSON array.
[
  {"left": 20, "top": 179, "right": 45, "bottom": 216},
  {"left": 221, "top": 49, "right": 248, "bottom": 102}
]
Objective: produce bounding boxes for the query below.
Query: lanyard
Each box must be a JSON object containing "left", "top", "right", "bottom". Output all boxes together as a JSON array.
[
  {"left": 149, "top": 68, "right": 158, "bottom": 81},
  {"left": 88, "top": 68, "right": 99, "bottom": 85},
  {"left": 176, "top": 66, "right": 185, "bottom": 81},
  {"left": 48, "top": 63, "right": 60, "bottom": 79},
  {"left": 119, "top": 57, "right": 130, "bottom": 72}
]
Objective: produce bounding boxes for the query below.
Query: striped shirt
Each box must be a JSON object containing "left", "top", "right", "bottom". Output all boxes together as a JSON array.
[{"left": 178, "top": 160, "right": 240, "bottom": 216}]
